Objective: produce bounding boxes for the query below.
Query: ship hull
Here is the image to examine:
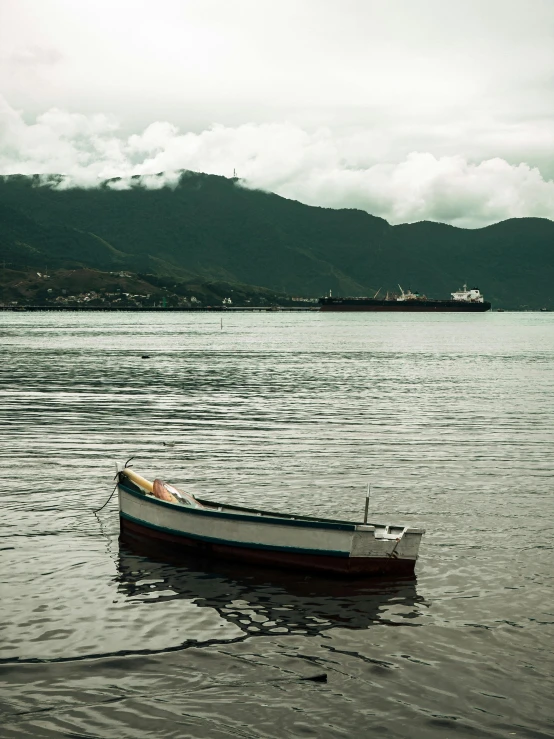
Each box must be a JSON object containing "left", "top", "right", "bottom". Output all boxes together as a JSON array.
[{"left": 320, "top": 299, "right": 491, "bottom": 312}]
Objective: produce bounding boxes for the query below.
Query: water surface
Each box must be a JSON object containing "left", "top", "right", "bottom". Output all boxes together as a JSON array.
[{"left": 1, "top": 311, "right": 553, "bottom": 737}]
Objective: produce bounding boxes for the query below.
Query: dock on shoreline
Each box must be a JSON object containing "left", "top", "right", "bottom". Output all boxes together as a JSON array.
[{"left": 0, "top": 305, "right": 320, "bottom": 312}]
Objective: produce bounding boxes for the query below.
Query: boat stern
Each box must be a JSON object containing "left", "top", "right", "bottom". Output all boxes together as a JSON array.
[{"left": 347, "top": 524, "right": 425, "bottom": 575}]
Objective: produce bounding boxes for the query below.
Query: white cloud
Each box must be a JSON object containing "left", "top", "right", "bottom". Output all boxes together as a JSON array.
[
  {"left": 1, "top": 1, "right": 553, "bottom": 135},
  {"left": 8, "top": 46, "right": 63, "bottom": 67},
  {"left": 1, "top": 96, "right": 554, "bottom": 228},
  {"left": 275, "top": 153, "right": 554, "bottom": 228}
]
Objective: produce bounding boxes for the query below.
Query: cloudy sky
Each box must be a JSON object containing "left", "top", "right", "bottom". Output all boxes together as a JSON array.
[{"left": 1, "top": 0, "right": 553, "bottom": 227}]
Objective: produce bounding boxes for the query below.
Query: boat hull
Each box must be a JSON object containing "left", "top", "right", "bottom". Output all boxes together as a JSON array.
[
  {"left": 120, "top": 516, "right": 416, "bottom": 576},
  {"left": 320, "top": 299, "right": 491, "bottom": 312},
  {"left": 117, "top": 483, "right": 424, "bottom": 578}
]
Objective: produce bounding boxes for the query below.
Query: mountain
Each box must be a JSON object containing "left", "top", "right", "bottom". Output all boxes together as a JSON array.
[{"left": 0, "top": 171, "right": 553, "bottom": 309}]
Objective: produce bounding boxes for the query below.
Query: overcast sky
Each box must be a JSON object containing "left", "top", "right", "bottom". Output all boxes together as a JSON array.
[{"left": 1, "top": 0, "right": 554, "bottom": 227}]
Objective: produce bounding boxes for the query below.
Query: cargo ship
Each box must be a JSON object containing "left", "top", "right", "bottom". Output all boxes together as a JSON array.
[{"left": 319, "top": 285, "right": 491, "bottom": 312}]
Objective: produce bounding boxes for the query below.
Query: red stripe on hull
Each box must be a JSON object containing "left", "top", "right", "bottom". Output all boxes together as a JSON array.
[{"left": 120, "top": 517, "right": 415, "bottom": 578}]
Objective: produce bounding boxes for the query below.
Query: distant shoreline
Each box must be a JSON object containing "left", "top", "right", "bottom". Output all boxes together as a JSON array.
[
  {"left": 0, "top": 305, "right": 319, "bottom": 312},
  {"left": 0, "top": 306, "right": 545, "bottom": 313}
]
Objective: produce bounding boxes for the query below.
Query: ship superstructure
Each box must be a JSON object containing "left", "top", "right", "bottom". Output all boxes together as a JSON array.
[{"left": 449, "top": 285, "right": 485, "bottom": 303}]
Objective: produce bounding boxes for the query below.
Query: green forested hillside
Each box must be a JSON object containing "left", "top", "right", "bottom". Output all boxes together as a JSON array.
[{"left": 0, "top": 171, "right": 553, "bottom": 308}]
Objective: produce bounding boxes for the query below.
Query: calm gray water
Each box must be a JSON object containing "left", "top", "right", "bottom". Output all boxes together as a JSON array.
[{"left": 0, "top": 311, "right": 553, "bottom": 738}]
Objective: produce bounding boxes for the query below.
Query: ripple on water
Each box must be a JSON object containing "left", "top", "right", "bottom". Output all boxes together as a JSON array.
[{"left": 0, "top": 311, "right": 553, "bottom": 738}]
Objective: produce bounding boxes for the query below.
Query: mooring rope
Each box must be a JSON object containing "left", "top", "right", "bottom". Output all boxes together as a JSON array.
[
  {"left": 93, "top": 483, "right": 118, "bottom": 514},
  {"left": 93, "top": 456, "right": 135, "bottom": 513}
]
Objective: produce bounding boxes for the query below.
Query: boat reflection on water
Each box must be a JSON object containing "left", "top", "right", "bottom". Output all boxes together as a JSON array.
[{"left": 116, "top": 544, "right": 426, "bottom": 637}]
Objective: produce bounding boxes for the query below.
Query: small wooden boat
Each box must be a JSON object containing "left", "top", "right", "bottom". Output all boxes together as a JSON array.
[{"left": 116, "top": 467, "right": 425, "bottom": 577}]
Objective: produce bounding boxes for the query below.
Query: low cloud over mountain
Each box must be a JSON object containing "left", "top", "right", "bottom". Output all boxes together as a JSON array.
[{"left": 2, "top": 97, "right": 553, "bottom": 229}]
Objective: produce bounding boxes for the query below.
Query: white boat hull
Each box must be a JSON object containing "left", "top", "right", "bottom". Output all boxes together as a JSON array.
[{"left": 118, "top": 477, "right": 424, "bottom": 577}]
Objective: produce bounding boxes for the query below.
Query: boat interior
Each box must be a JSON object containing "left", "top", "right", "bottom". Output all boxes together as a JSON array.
[{"left": 117, "top": 469, "right": 396, "bottom": 529}]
